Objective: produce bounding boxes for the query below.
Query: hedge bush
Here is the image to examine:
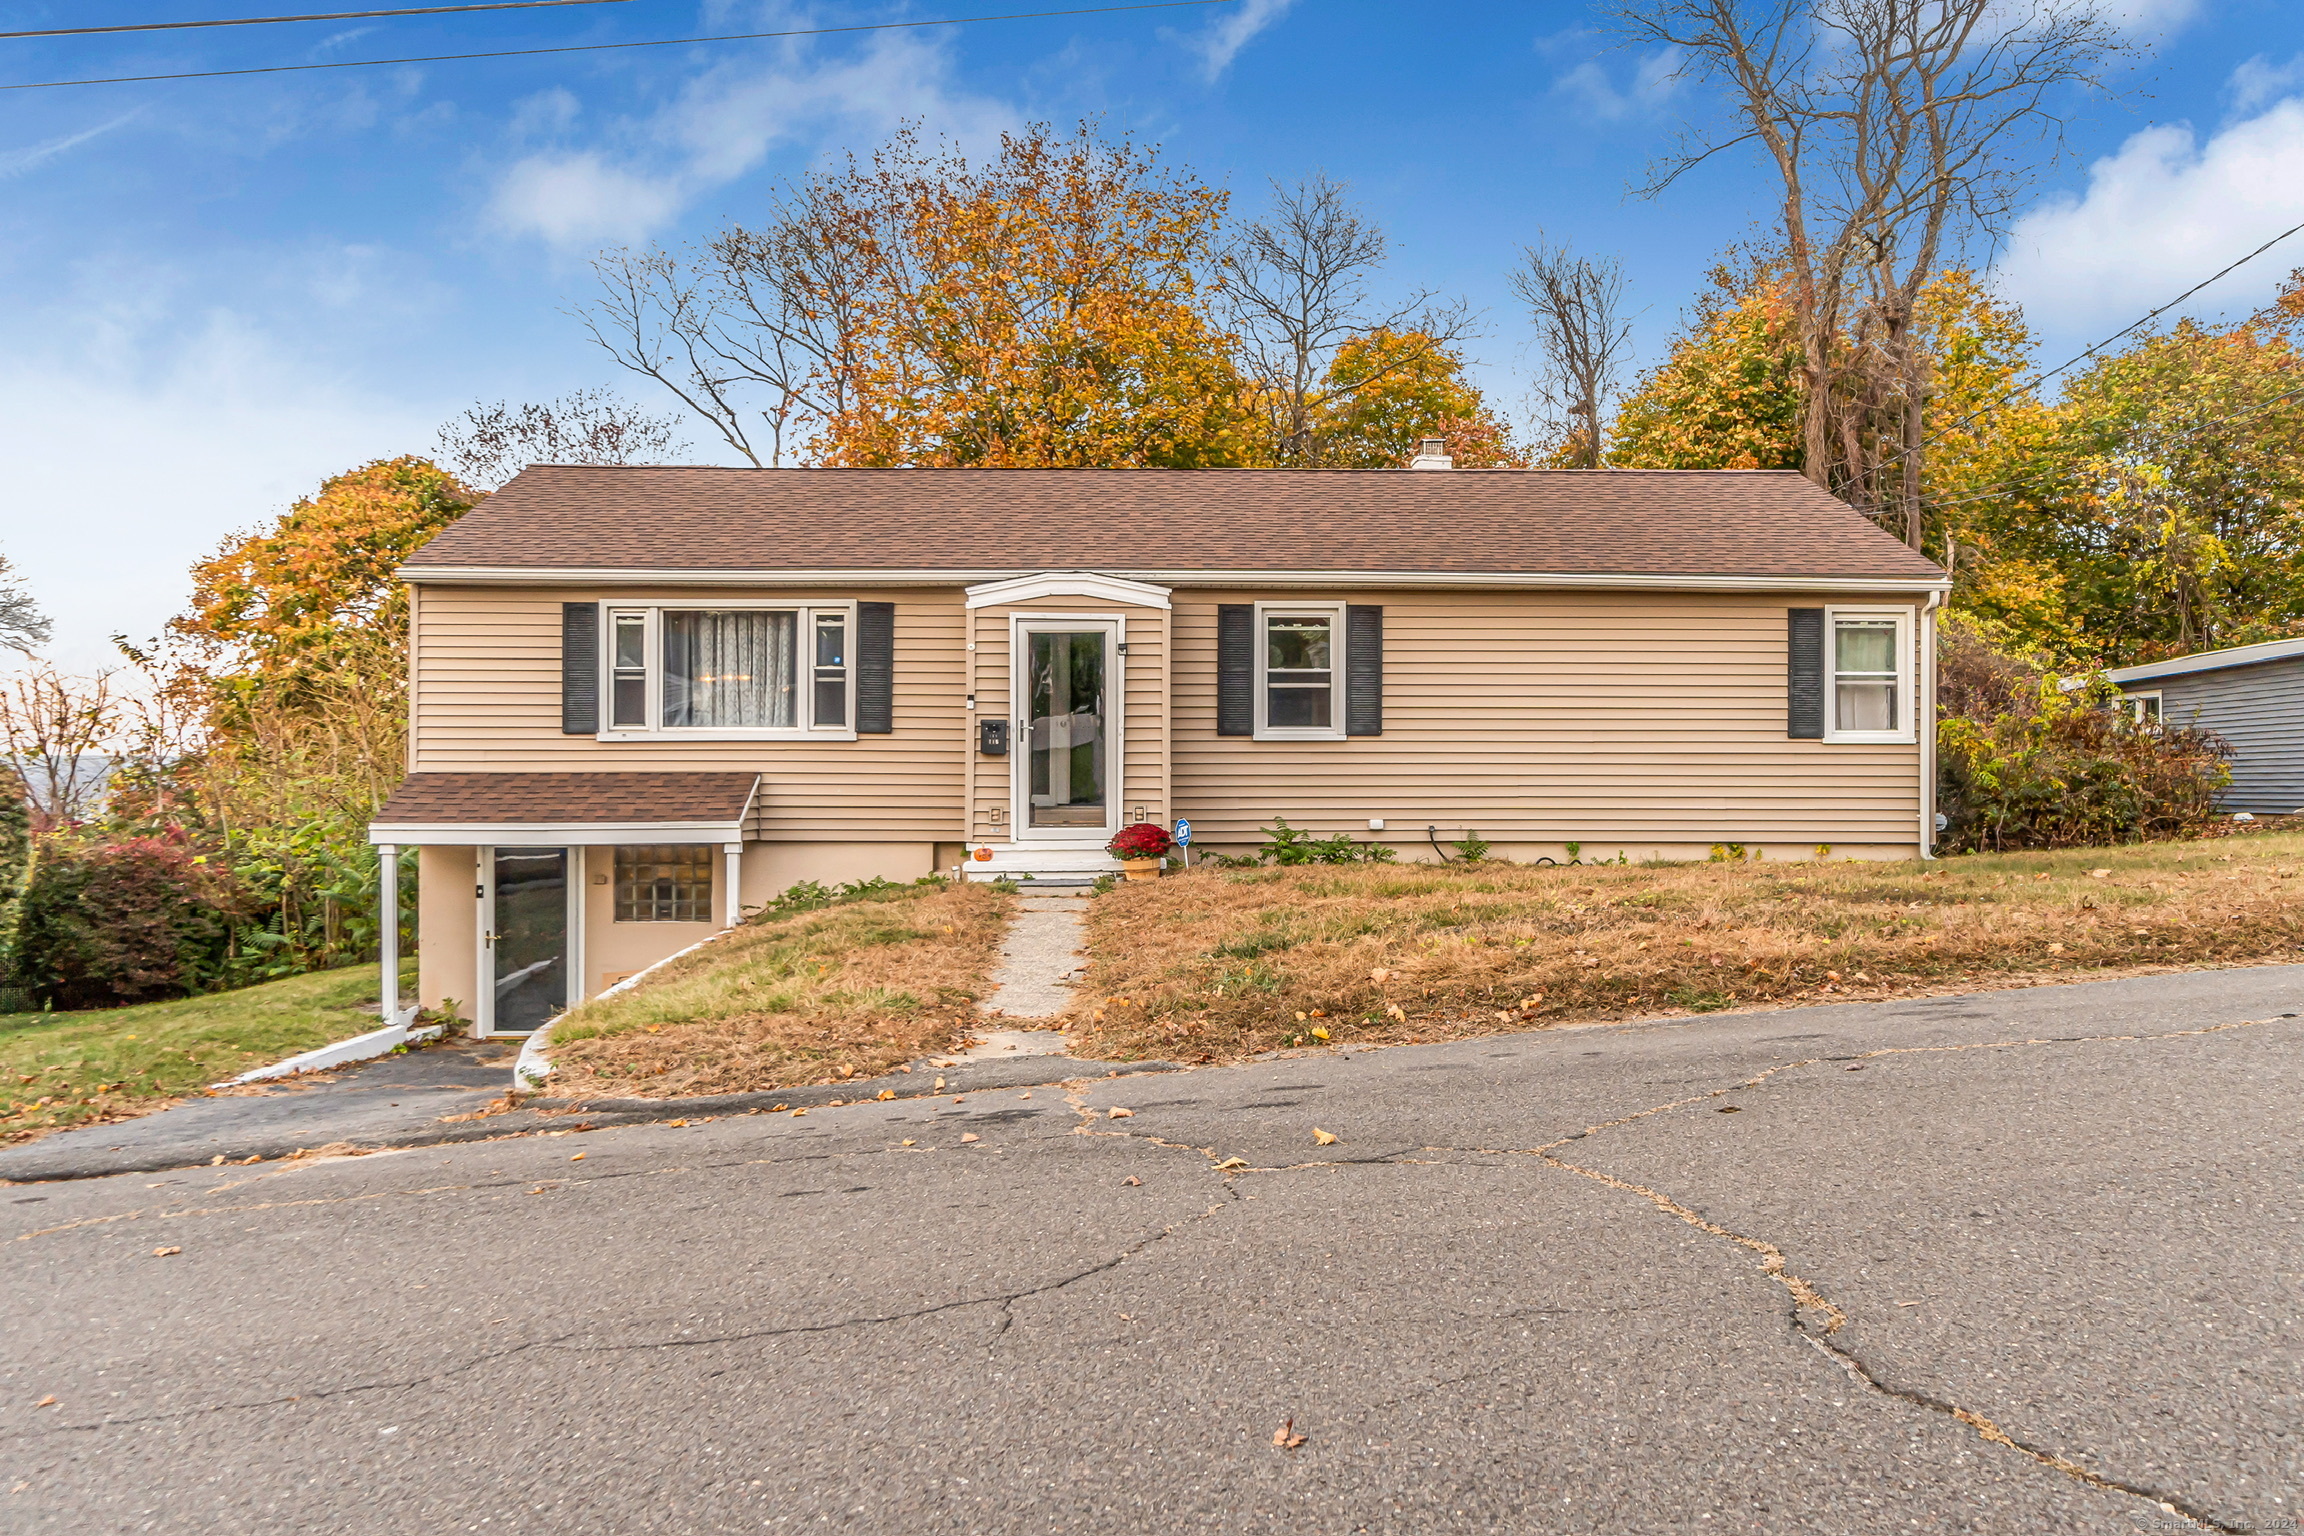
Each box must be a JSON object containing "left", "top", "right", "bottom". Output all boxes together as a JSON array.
[{"left": 10, "top": 834, "right": 253, "bottom": 1010}]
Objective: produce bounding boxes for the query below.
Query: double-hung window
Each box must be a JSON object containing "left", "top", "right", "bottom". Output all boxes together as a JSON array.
[
  {"left": 1824, "top": 608, "right": 1915, "bottom": 743},
  {"left": 2120, "top": 691, "right": 2163, "bottom": 725},
  {"left": 602, "top": 603, "right": 855, "bottom": 737},
  {"left": 1254, "top": 603, "right": 1345, "bottom": 740}
]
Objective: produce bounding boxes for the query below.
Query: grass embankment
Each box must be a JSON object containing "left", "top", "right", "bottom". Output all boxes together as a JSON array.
[
  {"left": 544, "top": 879, "right": 1012, "bottom": 1099},
  {"left": 0, "top": 962, "right": 411, "bottom": 1145},
  {"left": 1063, "top": 834, "right": 2304, "bottom": 1063}
]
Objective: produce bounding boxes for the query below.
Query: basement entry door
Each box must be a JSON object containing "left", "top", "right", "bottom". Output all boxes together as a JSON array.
[
  {"left": 479, "top": 847, "right": 569, "bottom": 1036},
  {"left": 1015, "top": 621, "right": 1118, "bottom": 841}
]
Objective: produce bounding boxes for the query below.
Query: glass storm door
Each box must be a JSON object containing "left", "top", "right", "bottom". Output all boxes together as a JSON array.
[
  {"left": 1017, "top": 625, "right": 1116, "bottom": 838},
  {"left": 483, "top": 847, "right": 568, "bottom": 1035}
]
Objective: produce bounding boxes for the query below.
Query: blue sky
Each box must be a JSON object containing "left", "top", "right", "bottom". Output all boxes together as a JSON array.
[{"left": 2, "top": 0, "right": 2301, "bottom": 666}]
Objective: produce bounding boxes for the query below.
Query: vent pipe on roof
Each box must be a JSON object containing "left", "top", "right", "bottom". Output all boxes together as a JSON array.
[{"left": 1407, "top": 436, "right": 1453, "bottom": 470}]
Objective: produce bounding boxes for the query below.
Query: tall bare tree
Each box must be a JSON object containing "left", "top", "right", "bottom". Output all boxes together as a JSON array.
[
  {"left": 1511, "top": 238, "right": 1636, "bottom": 468},
  {"left": 0, "top": 665, "right": 119, "bottom": 832},
  {"left": 1222, "top": 174, "right": 1476, "bottom": 464},
  {"left": 1620, "top": 0, "right": 2124, "bottom": 544},
  {"left": 434, "top": 388, "right": 691, "bottom": 490}
]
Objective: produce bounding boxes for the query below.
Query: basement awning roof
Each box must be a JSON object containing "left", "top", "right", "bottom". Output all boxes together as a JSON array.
[{"left": 367, "top": 772, "right": 760, "bottom": 846}]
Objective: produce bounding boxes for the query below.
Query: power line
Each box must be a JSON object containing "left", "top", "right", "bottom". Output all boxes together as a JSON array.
[
  {"left": 1919, "top": 380, "right": 2304, "bottom": 519},
  {"left": 0, "top": 1, "right": 630, "bottom": 43},
  {"left": 0, "top": 0, "right": 1232, "bottom": 90},
  {"left": 1880, "top": 217, "right": 2304, "bottom": 473}
]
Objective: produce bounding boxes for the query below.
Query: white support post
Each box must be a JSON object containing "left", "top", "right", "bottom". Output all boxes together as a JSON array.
[
  {"left": 723, "top": 842, "right": 744, "bottom": 928},
  {"left": 378, "top": 843, "right": 401, "bottom": 1022}
]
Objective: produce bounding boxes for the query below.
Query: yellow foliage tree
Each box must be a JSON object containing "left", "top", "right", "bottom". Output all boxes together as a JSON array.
[
  {"left": 1605, "top": 256, "right": 1804, "bottom": 470},
  {"left": 1312, "top": 330, "right": 1526, "bottom": 468},
  {"left": 811, "top": 124, "right": 1253, "bottom": 469}
]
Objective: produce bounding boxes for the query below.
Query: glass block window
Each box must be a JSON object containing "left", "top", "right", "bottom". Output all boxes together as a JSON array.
[{"left": 614, "top": 845, "right": 714, "bottom": 923}]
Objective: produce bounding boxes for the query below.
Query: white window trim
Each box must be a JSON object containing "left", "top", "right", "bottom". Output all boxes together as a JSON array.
[
  {"left": 1253, "top": 601, "right": 1347, "bottom": 742},
  {"left": 1822, "top": 605, "right": 1917, "bottom": 745},
  {"left": 596, "top": 599, "right": 858, "bottom": 742},
  {"left": 2121, "top": 690, "right": 2163, "bottom": 723}
]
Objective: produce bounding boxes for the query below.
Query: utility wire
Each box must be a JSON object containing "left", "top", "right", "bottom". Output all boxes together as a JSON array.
[
  {"left": 1917, "top": 380, "right": 2304, "bottom": 518},
  {"left": 0, "top": 0, "right": 1231, "bottom": 90},
  {"left": 1878, "top": 217, "right": 2304, "bottom": 473},
  {"left": 0, "top": 1, "right": 630, "bottom": 43}
]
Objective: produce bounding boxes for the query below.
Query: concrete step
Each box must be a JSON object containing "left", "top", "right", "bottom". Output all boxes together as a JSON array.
[{"left": 961, "top": 844, "right": 1124, "bottom": 886}]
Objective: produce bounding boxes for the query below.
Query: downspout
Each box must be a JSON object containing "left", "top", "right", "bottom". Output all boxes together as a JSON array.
[{"left": 1919, "top": 589, "right": 1943, "bottom": 860}]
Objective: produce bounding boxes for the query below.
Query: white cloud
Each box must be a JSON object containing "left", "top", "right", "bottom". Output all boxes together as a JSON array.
[
  {"left": 1551, "top": 48, "right": 1683, "bottom": 122},
  {"left": 1995, "top": 92, "right": 2304, "bottom": 338},
  {"left": 490, "top": 151, "right": 689, "bottom": 248},
  {"left": 1174, "top": 0, "right": 1294, "bottom": 82},
  {"left": 485, "top": 30, "right": 1015, "bottom": 249},
  {"left": 2232, "top": 53, "right": 2304, "bottom": 114},
  {"left": 0, "top": 112, "right": 142, "bottom": 181}
]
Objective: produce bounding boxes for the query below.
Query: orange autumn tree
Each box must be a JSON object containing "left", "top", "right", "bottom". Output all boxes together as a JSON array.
[
  {"left": 161, "top": 456, "right": 481, "bottom": 821},
  {"left": 1313, "top": 330, "right": 1527, "bottom": 468},
  {"left": 799, "top": 124, "right": 1252, "bottom": 468},
  {"left": 1606, "top": 253, "right": 1804, "bottom": 471}
]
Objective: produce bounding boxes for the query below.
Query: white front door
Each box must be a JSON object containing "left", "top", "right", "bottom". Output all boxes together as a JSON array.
[
  {"left": 1012, "top": 620, "right": 1120, "bottom": 843},
  {"left": 476, "top": 846, "right": 576, "bottom": 1036}
]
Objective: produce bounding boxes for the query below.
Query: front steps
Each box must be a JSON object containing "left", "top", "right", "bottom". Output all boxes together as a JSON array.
[{"left": 960, "top": 843, "right": 1124, "bottom": 886}]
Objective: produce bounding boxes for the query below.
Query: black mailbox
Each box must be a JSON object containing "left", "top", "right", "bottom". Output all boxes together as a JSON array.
[{"left": 978, "top": 718, "right": 1009, "bottom": 756}]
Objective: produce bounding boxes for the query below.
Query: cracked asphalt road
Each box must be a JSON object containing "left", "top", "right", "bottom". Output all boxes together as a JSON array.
[{"left": 3, "top": 967, "right": 2299, "bottom": 1534}]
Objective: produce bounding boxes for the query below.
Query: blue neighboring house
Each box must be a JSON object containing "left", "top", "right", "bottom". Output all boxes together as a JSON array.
[{"left": 2104, "top": 638, "right": 2304, "bottom": 815}]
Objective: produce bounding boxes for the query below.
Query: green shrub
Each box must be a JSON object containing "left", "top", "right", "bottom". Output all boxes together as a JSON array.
[
  {"left": 1218, "top": 817, "right": 1399, "bottom": 867},
  {"left": 746, "top": 874, "right": 943, "bottom": 924},
  {"left": 1937, "top": 676, "right": 2229, "bottom": 851}
]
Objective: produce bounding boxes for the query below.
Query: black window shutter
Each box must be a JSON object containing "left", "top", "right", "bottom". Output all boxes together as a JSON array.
[
  {"left": 561, "top": 603, "right": 599, "bottom": 735},
  {"left": 1217, "top": 604, "right": 1254, "bottom": 736},
  {"left": 856, "top": 601, "right": 895, "bottom": 734},
  {"left": 1345, "top": 605, "right": 1383, "bottom": 736},
  {"left": 1787, "top": 608, "right": 1825, "bottom": 739}
]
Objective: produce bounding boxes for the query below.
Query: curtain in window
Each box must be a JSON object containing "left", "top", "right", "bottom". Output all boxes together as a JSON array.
[{"left": 662, "top": 611, "right": 795, "bottom": 727}]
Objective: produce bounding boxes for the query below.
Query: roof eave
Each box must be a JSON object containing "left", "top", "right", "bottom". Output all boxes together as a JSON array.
[{"left": 397, "top": 564, "right": 1950, "bottom": 594}]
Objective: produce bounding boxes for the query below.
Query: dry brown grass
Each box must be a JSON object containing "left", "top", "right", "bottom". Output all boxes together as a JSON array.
[
  {"left": 543, "top": 880, "right": 1013, "bottom": 1099},
  {"left": 1062, "top": 832, "right": 2304, "bottom": 1062}
]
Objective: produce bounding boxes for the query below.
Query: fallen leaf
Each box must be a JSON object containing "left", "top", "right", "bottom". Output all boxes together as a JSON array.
[
  {"left": 1272, "top": 1418, "right": 1307, "bottom": 1450},
  {"left": 1122, "top": 1175, "right": 1142, "bottom": 1186},
  {"left": 151, "top": 1246, "right": 181, "bottom": 1257},
  {"left": 2089, "top": 868, "right": 2111, "bottom": 879},
  {"left": 210, "top": 1154, "right": 225, "bottom": 1166},
  {"left": 1294, "top": 1011, "right": 1308, "bottom": 1022},
  {"left": 960, "top": 1133, "right": 980, "bottom": 1143},
  {"left": 569, "top": 1152, "right": 585, "bottom": 1161},
  {"left": 901, "top": 1138, "right": 916, "bottom": 1147},
  {"left": 1310, "top": 1027, "right": 1330, "bottom": 1041},
  {"left": 2047, "top": 942, "right": 2065, "bottom": 954},
  {"left": 1369, "top": 967, "right": 1393, "bottom": 982},
  {"left": 1845, "top": 1064, "right": 1864, "bottom": 1073},
  {"left": 790, "top": 1108, "right": 806, "bottom": 1117},
  {"left": 876, "top": 1089, "right": 896, "bottom": 1101},
  {"left": 35, "top": 1396, "right": 57, "bottom": 1408},
  {"left": 934, "top": 1076, "right": 946, "bottom": 1090},
  {"left": 1824, "top": 971, "right": 1841, "bottom": 982},
  {"left": 1312, "top": 1128, "right": 1339, "bottom": 1146},
  {"left": 666, "top": 1118, "right": 688, "bottom": 1128},
  {"left": 1717, "top": 1105, "right": 1742, "bottom": 1114},
  {"left": 1108, "top": 1106, "right": 1134, "bottom": 1119},
  {"left": 1215, "top": 1156, "right": 1250, "bottom": 1170}
]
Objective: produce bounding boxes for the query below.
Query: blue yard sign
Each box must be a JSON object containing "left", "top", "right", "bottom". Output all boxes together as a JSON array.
[{"left": 1173, "top": 817, "right": 1193, "bottom": 847}]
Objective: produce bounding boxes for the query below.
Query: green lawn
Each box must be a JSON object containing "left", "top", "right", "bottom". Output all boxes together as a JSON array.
[{"left": 0, "top": 962, "right": 414, "bottom": 1143}]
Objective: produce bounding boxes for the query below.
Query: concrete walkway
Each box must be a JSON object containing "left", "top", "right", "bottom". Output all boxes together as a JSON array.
[{"left": 955, "top": 892, "right": 1089, "bottom": 1061}]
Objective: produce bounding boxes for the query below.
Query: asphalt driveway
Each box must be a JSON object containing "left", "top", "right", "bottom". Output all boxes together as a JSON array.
[{"left": 3, "top": 966, "right": 2298, "bottom": 1534}]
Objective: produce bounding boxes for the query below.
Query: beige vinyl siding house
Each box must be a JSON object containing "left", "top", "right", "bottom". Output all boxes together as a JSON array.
[{"left": 372, "top": 459, "right": 1948, "bottom": 1035}]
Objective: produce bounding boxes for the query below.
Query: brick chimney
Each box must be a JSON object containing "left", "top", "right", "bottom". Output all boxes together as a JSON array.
[{"left": 1407, "top": 436, "right": 1453, "bottom": 470}]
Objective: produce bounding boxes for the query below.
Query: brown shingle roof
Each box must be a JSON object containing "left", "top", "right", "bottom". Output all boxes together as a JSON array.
[
  {"left": 403, "top": 466, "right": 1945, "bottom": 583},
  {"left": 373, "top": 772, "right": 758, "bottom": 827}
]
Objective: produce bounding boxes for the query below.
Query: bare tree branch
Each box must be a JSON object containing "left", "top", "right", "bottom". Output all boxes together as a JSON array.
[
  {"left": 1511, "top": 238, "right": 1636, "bottom": 468},
  {"left": 0, "top": 553, "right": 52, "bottom": 656},
  {"left": 433, "top": 388, "right": 691, "bottom": 491},
  {"left": 1222, "top": 174, "right": 1479, "bottom": 464},
  {"left": 1619, "top": 0, "right": 2127, "bottom": 543}
]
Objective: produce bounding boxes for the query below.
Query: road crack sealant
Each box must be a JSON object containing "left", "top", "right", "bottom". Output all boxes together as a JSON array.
[{"left": 1476, "top": 1016, "right": 2283, "bottom": 1535}]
